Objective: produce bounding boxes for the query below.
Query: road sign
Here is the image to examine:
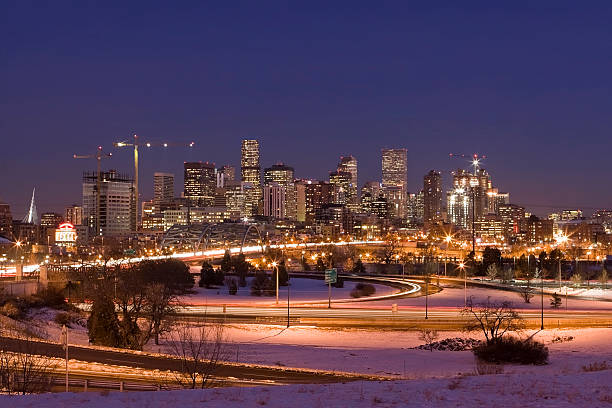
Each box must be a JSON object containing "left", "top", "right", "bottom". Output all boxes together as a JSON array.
[{"left": 325, "top": 268, "right": 337, "bottom": 284}]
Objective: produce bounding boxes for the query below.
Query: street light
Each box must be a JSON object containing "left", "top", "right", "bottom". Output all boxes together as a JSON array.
[
  {"left": 459, "top": 262, "right": 467, "bottom": 307},
  {"left": 272, "top": 261, "right": 279, "bottom": 305}
]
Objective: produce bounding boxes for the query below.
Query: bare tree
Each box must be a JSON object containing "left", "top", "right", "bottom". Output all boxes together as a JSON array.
[
  {"left": 461, "top": 297, "right": 524, "bottom": 344},
  {"left": 379, "top": 235, "right": 398, "bottom": 264},
  {"left": 517, "top": 281, "right": 535, "bottom": 304},
  {"left": 418, "top": 329, "right": 439, "bottom": 352},
  {"left": 165, "top": 322, "right": 227, "bottom": 389},
  {"left": 486, "top": 264, "right": 499, "bottom": 281},
  {"left": 0, "top": 336, "right": 53, "bottom": 394}
]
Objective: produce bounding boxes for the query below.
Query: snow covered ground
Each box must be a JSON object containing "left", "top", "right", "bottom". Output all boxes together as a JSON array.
[
  {"left": 3, "top": 370, "right": 611, "bottom": 407},
  {"left": 364, "top": 284, "right": 612, "bottom": 311},
  {"left": 180, "top": 277, "right": 397, "bottom": 306}
]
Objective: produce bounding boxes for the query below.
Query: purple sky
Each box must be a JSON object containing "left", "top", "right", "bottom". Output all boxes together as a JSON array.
[{"left": 2, "top": 2, "right": 612, "bottom": 218}]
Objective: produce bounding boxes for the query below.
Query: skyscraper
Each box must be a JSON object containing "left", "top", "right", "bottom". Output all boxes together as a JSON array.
[
  {"left": 241, "top": 140, "right": 262, "bottom": 215},
  {"left": 0, "top": 200, "right": 13, "bottom": 238},
  {"left": 381, "top": 148, "right": 407, "bottom": 218},
  {"left": 64, "top": 205, "right": 83, "bottom": 226},
  {"left": 184, "top": 162, "right": 216, "bottom": 207},
  {"left": 295, "top": 179, "right": 333, "bottom": 224},
  {"left": 264, "top": 163, "right": 296, "bottom": 220},
  {"left": 153, "top": 172, "right": 175, "bottom": 209},
  {"left": 329, "top": 171, "right": 352, "bottom": 206},
  {"left": 337, "top": 155, "right": 358, "bottom": 210},
  {"left": 83, "top": 170, "right": 135, "bottom": 236},
  {"left": 217, "top": 165, "right": 236, "bottom": 187},
  {"left": 423, "top": 170, "right": 443, "bottom": 225}
]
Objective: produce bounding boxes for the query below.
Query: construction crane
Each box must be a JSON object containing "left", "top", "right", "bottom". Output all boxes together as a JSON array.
[
  {"left": 73, "top": 146, "right": 113, "bottom": 237},
  {"left": 113, "top": 134, "right": 195, "bottom": 230},
  {"left": 449, "top": 153, "right": 487, "bottom": 175}
]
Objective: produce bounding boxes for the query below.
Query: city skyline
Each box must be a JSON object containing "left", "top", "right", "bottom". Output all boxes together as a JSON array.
[{"left": 0, "top": 139, "right": 609, "bottom": 219}]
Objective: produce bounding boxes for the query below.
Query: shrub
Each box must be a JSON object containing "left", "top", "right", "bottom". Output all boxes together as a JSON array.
[
  {"left": 582, "top": 361, "right": 609, "bottom": 372},
  {"left": 473, "top": 337, "right": 548, "bottom": 365},
  {"left": 0, "top": 301, "right": 22, "bottom": 319},
  {"left": 250, "top": 272, "right": 274, "bottom": 297},
  {"left": 54, "top": 311, "right": 71, "bottom": 327},
  {"left": 227, "top": 278, "right": 238, "bottom": 295},
  {"left": 350, "top": 283, "right": 376, "bottom": 298}
]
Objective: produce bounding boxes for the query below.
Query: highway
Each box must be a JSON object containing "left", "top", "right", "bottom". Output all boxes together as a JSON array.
[
  {"left": 0, "top": 337, "right": 379, "bottom": 386},
  {"left": 174, "top": 304, "right": 612, "bottom": 329}
]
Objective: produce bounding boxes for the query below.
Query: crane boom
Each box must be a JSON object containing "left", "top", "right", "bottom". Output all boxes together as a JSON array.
[{"left": 113, "top": 134, "right": 195, "bottom": 231}]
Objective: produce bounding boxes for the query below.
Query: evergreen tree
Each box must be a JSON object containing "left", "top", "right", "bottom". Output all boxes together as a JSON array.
[
  {"left": 550, "top": 292, "right": 562, "bottom": 309},
  {"left": 199, "top": 261, "right": 217, "bottom": 288},
  {"left": 233, "top": 253, "right": 249, "bottom": 287},
  {"left": 220, "top": 250, "right": 233, "bottom": 273},
  {"left": 352, "top": 258, "right": 366, "bottom": 274},
  {"left": 228, "top": 278, "right": 238, "bottom": 295},
  {"left": 87, "top": 295, "right": 121, "bottom": 347}
]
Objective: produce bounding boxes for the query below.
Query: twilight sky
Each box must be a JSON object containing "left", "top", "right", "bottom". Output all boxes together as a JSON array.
[{"left": 1, "top": 1, "right": 612, "bottom": 218}]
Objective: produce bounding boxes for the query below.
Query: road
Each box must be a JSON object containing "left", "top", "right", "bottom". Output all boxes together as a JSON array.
[
  {"left": 0, "top": 337, "right": 377, "bottom": 386},
  {"left": 174, "top": 303, "right": 612, "bottom": 329}
]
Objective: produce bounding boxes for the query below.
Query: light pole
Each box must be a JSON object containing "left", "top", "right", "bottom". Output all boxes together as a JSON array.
[
  {"left": 459, "top": 262, "right": 467, "bottom": 307},
  {"left": 287, "top": 279, "right": 290, "bottom": 328},
  {"left": 272, "top": 261, "right": 279, "bottom": 305}
]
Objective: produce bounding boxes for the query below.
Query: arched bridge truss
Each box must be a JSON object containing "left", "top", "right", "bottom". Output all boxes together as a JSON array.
[{"left": 160, "top": 223, "right": 264, "bottom": 253}]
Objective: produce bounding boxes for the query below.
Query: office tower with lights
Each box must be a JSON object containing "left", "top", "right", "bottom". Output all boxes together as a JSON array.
[
  {"left": 295, "top": 179, "right": 333, "bottom": 224},
  {"left": 361, "top": 181, "right": 382, "bottom": 202},
  {"left": 407, "top": 191, "right": 424, "bottom": 226},
  {"left": 263, "top": 163, "right": 296, "bottom": 220},
  {"left": 423, "top": 170, "right": 442, "bottom": 225},
  {"left": 184, "top": 162, "right": 216, "bottom": 207},
  {"left": 241, "top": 140, "right": 262, "bottom": 215},
  {"left": 446, "top": 188, "right": 471, "bottom": 229},
  {"left": 337, "top": 155, "right": 358, "bottom": 210},
  {"left": 381, "top": 148, "right": 407, "bottom": 218},
  {"left": 154, "top": 172, "right": 175, "bottom": 210},
  {"left": 40, "top": 213, "right": 63, "bottom": 229},
  {"left": 64, "top": 205, "right": 83, "bottom": 226},
  {"left": 217, "top": 165, "right": 236, "bottom": 187},
  {"left": 0, "top": 201, "right": 13, "bottom": 238},
  {"left": 329, "top": 171, "right": 352, "bottom": 206},
  {"left": 83, "top": 170, "right": 135, "bottom": 236}
]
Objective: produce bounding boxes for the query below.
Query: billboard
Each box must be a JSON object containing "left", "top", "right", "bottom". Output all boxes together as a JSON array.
[{"left": 55, "top": 222, "right": 77, "bottom": 244}]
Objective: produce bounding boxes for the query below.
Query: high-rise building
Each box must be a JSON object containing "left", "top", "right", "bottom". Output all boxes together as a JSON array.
[
  {"left": 329, "top": 171, "right": 352, "bottom": 206},
  {"left": 263, "top": 183, "right": 287, "bottom": 219},
  {"left": 64, "top": 205, "right": 83, "bottom": 226},
  {"left": 361, "top": 181, "right": 382, "bottom": 202},
  {"left": 486, "top": 189, "right": 510, "bottom": 214},
  {"left": 217, "top": 165, "right": 236, "bottom": 187},
  {"left": 423, "top": 170, "right": 443, "bottom": 225},
  {"left": 337, "top": 156, "right": 358, "bottom": 210},
  {"left": 223, "top": 181, "right": 251, "bottom": 218},
  {"left": 407, "top": 191, "right": 424, "bottom": 226},
  {"left": 241, "top": 140, "right": 262, "bottom": 215},
  {"left": 446, "top": 188, "right": 471, "bottom": 229},
  {"left": 264, "top": 163, "right": 296, "bottom": 220},
  {"left": 498, "top": 204, "right": 526, "bottom": 239},
  {"left": 40, "top": 213, "right": 63, "bottom": 229},
  {"left": 295, "top": 180, "right": 333, "bottom": 224},
  {"left": 83, "top": 170, "right": 135, "bottom": 236},
  {"left": 154, "top": 172, "right": 175, "bottom": 209},
  {"left": 381, "top": 148, "right": 407, "bottom": 218},
  {"left": 0, "top": 200, "right": 13, "bottom": 238},
  {"left": 183, "top": 162, "right": 216, "bottom": 207},
  {"left": 447, "top": 168, "right": 493, "bottom": 229}
]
